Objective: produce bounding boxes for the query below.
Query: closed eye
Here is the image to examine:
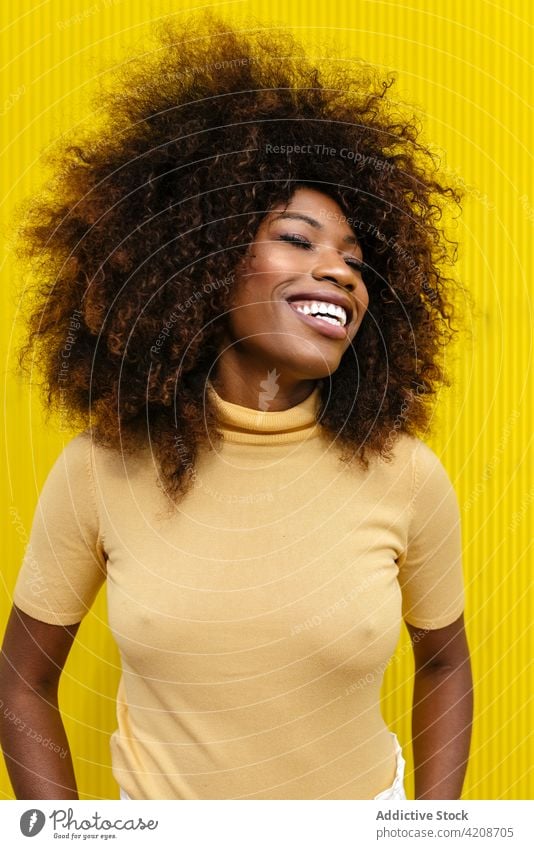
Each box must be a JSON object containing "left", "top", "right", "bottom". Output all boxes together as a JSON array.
[{"left": 277, "top": 233, "right": 365, "bottom": 273}]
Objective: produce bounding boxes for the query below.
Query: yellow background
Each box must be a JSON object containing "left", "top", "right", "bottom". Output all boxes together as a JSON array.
[{"left": 1, "top": 0, "right": 532, "bottom": 800}]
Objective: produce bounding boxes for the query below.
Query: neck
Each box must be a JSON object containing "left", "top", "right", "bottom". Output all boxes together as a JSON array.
[
  {"left": 206, "top": 378, "right": 323, "bottom": 445},
  {"left": 209, "top": 367, "right": 322, "bottom": 412}
]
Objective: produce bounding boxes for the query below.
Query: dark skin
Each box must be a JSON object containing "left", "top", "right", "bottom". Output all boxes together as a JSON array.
[
  {"left": 211, "top": 187, "right": 369, "bottom": 409},
  {"left": 0, "top": 607, "right": 79, "bottom": 798},
  {"left": 1, "top": 187, "right": 473, "bottom": 799},
  {"left": 406, "top": 614, "right": 473, "bottom": 800}
]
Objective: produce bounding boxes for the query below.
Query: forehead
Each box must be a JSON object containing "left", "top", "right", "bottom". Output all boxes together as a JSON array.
[{"left": 264, "top": 188, "right": 361, "bottom": 248}]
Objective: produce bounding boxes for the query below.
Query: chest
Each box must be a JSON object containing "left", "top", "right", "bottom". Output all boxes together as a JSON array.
[{"left": 100, "top": 443, "right": 411, "bottom": 676}]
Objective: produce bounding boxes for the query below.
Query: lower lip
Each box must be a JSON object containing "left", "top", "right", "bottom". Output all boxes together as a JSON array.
[{"left": 285, "top": 301, "right": 348, "bottom": 339}]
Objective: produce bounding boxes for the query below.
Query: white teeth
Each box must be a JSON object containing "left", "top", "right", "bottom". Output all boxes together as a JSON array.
[
  {"left": 292, "top": 300, "right": 347, "bottom": 326},
  {"left": 295, "top": 307, "right": 343, "bottom": 327}
]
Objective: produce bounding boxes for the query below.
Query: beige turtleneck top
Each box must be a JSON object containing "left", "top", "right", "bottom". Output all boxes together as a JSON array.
[{"left": 13, "top": 381, "right": 465, "bottom": 799}]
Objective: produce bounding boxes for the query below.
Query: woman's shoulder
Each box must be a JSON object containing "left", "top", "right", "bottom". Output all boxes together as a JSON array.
[
  {"left": 381, "top": 431, "right": 446, "bottom": 467},
  {"left": 382, "top": 432, "right": 457, "bottom": 506},
  {"left": 41, "top": 428, "right": 152, "bottom": 496},
  {"left": 75, "top": 426, "right": 154, "bottom": 482},
  {"left": 372, "top": 432, "right": 453, "bottom": 493}
]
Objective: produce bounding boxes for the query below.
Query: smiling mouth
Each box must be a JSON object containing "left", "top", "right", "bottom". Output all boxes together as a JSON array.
[
  {"left": 285, "top": 291, "right": 354, "bottom": 324},
  {"left": 285, "top": 300, "right": 349, "bottom": 339}
]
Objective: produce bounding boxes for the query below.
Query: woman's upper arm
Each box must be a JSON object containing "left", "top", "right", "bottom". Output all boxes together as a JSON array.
[
  {"left": 405, "top": 613, "right": 471, "bottom": 673},
  {"left": 0, "top": 605, "right": 80, "bottom": 695},
  {"left": 12, "top": 432, "right": 107, "bottom": 627},
  {"left": 398, "top": 439, "right": 465, "bottom": 630}
]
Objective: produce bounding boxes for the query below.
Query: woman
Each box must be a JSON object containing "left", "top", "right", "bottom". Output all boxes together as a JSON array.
[{"left": 0, "top": 12, "right": 473, "bottom": 800}]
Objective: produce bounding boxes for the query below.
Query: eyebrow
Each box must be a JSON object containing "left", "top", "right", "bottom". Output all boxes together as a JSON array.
[{"left": 270, "top": 211, "right": 360, "bottom": 247}]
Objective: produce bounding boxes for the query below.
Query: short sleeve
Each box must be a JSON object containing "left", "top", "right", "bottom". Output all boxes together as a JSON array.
[
  {"left": 12, "top": 431, "right": 107, "bottom": 626},
  {"left": 398, "top": 440, "right": 465, "bottom": 630}
]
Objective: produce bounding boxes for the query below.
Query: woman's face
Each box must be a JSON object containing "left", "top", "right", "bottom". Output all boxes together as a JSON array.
[{"left": 220, "top": 186, "right": 369, "bottom": 382}]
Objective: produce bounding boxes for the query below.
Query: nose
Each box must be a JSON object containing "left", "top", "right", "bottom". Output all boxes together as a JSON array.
[{"left": 310, "top": 247, "right": 357, "bottom": 292}]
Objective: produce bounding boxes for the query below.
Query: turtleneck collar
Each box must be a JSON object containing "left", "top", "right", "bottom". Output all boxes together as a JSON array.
[{"left": 206, "top": 380, "right": 323, "bottom": 445}]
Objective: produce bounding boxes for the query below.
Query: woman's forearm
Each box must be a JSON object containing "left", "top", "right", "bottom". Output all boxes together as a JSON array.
[
  {"left": 411, "top": 660, "right": 473, "bottom": 800},
  {"left": 0, "top": 685, "right": 78, "bottom": 799}
]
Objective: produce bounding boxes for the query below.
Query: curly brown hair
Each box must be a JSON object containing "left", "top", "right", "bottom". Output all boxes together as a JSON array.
[{"left": 14, "top": 10, "right": 463, "bottom": 505}]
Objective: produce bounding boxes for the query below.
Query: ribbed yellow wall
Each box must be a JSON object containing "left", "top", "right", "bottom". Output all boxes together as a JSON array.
[{"left": 1, "top": 0, "right": 532, "bottom": 800}]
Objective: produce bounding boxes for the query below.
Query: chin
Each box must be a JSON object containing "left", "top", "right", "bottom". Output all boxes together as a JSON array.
[
  {"left": 289, "top": 359, "right": 342, "bottom": 380},
  {"left": 279, "top": 342, "right": 344, "bottom": 374}
]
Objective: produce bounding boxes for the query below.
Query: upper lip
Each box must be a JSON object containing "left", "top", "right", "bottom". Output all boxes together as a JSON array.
[{"left": 284, "top": 288, "right": 354, "bottom": 323}]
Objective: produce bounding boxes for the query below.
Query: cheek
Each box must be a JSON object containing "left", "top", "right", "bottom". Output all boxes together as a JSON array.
[
  {"left": 226, "top": 279, "right": 272, "bottom": 337},
  {"left": 248, "top": 245, "right": 289, "bottom": 276}
]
